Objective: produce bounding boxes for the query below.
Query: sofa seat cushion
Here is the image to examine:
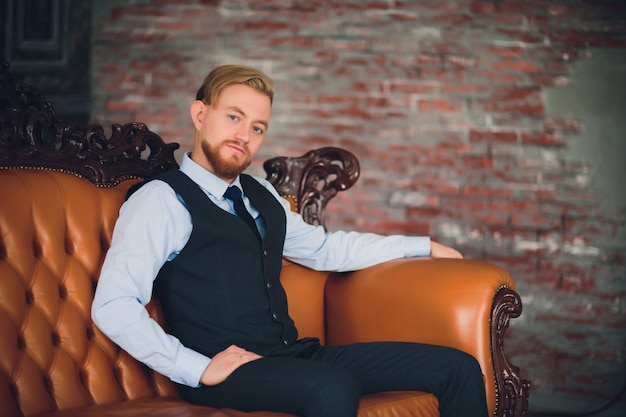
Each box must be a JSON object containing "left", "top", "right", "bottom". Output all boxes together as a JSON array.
[
  {"left": 34, "top": 391, "right": 438, "bottom": 417},
  {"left": 359, "top": 391, "right": 439, "bottom": 417}
]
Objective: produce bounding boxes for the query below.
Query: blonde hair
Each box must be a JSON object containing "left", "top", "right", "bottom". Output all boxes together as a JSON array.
[{"left": 195, "top": 64, "right": 274, "bottom": 106}]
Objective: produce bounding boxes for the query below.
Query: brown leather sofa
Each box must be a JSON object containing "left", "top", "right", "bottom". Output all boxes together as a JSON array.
[{"left": 0, "top": 62, "right": 530, "bottom": 417}]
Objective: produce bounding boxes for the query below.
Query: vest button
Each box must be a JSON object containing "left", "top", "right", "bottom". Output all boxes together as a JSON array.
[
  {"left": 283, "top": 339, "right": 289, "bottom": 345},
  {"left": 263, "top": 249, "right": 268, "bottom": 256},
  {"left": 266, "top": 281, "right": 272, "bottom": 289},
  {"left": 272, "top": 312, "right": 278, "bottom": 319}
]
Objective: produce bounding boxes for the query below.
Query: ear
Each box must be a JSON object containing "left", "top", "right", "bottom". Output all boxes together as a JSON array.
[{"left": 190, "top": 100, "right": 205, "bottom": 131}]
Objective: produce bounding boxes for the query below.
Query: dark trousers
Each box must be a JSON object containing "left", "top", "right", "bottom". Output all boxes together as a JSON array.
[{"left": 179, "top": 341, "right": 489, "bottom": 417}]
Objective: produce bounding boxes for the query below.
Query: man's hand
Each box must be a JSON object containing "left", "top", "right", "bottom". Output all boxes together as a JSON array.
[
  {"left": 430, "top": 241, "right": 464, "bottom": 259},
  {"left": 200, "top": 345, "right": 262, "bottom": 386}
]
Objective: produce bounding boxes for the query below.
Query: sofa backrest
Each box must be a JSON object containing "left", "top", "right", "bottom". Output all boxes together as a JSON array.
[{"left": 0, "top": 170, "right": 176, "bottom": 417}]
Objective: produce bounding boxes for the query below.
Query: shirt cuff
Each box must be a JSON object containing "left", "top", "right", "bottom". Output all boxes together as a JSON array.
[
  {"left": 404, "top": 236, "right": 431, "bottom": 258},
  {"left": 174, "top": 347, "right": 212, "bottom": 387}
]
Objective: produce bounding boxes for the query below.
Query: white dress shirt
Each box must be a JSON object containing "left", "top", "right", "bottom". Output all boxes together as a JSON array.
[{"left": 92, "top": 153, "right": 431, "bottom": 387}]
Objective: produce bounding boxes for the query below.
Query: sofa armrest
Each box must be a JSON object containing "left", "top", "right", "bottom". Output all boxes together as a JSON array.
[{"left": 324, "top": 258, "right": 529, "bottom": 417}]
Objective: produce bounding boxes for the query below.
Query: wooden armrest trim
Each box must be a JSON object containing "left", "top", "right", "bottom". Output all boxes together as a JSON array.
[{"left": 491, "top": 287, "right": 531, "bottom": 417}]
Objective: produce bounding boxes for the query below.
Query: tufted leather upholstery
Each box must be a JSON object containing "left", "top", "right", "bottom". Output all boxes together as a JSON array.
[{"left": 0, "top": 170, "right": 155, "bottom": 416}]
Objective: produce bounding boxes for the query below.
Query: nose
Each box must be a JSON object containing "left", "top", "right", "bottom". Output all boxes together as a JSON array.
[{"left": 234, "top": 125, "right": 250, "bottom": 143}]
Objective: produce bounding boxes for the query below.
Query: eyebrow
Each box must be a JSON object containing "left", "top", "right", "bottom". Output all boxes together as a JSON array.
[{"left": 226, "top": 106, "right": 269, "bottom": 129}]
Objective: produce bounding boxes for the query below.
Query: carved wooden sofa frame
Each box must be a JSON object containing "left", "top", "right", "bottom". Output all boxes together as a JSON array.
[{"left": 0, "top": 62, "right": 530, "bottom": 417}]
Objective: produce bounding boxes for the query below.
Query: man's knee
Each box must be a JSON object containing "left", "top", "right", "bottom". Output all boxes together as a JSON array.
[
  {"left": 451, "top": 349, "right": 483, "bottom": 381},
  {"left": 437, "top": 349, "right": 489, "bottom": 417}
]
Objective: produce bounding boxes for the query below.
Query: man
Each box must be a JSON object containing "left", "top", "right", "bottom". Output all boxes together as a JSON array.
[{"left": 92, "top": 64, "right": 488, "bottom": 417}]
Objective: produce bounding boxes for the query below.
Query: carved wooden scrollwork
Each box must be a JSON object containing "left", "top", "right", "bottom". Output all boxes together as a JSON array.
[
  {"left": 264, "top": 147, "right": 360, "bottom": 228},
  {"left": 492, "top": 287, "right": 531, "bottom": 417},
  {"left": 0, "top": 61, "right": 179, "bottom": 186}
]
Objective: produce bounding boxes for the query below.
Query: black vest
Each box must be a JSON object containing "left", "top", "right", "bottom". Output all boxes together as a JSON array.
[{"left": 129, "top": 170, "right": 299, "bottom": 357}]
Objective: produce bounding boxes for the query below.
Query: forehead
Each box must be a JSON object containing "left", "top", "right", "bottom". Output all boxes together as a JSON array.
[{"left": 215, "top": 83, "right": 272, "bottom": 112}]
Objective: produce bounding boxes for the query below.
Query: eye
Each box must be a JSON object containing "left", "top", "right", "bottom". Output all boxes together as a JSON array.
[
  {"left": 253, "top": 126, "right": 264, "bottom": 134},
  {"left": 229, "top": 115, "right": 238, "bottom": 121}
]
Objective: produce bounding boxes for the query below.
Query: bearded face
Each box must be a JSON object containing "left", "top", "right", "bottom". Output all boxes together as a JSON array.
[
  {"left": 201, "top": 139, "right": 252, "bottom": 179},
  {"left": 190, "top": 83, "right": 271, "bottom": 182}
]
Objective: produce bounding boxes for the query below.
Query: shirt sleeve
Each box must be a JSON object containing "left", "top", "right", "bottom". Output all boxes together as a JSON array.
[
  {"left": 254, "top": 177, "right": 431, "bottom": 272},
  {"left": 91, "top": 180, "right": 211, "bottom": 387}
]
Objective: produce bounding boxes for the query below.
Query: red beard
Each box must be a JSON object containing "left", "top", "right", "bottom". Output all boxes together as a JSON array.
[{"left": 201, "top": 139, "right": 251, "bottom": 179}]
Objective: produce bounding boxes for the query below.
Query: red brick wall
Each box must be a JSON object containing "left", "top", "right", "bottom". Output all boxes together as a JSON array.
[{"left": 92, "top": 0, "right": 626, "bottom": 412}]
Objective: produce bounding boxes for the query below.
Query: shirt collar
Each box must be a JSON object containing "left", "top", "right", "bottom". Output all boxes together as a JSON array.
[{"left": 179, "top": 152, "right": 242, "bottom": 200}]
